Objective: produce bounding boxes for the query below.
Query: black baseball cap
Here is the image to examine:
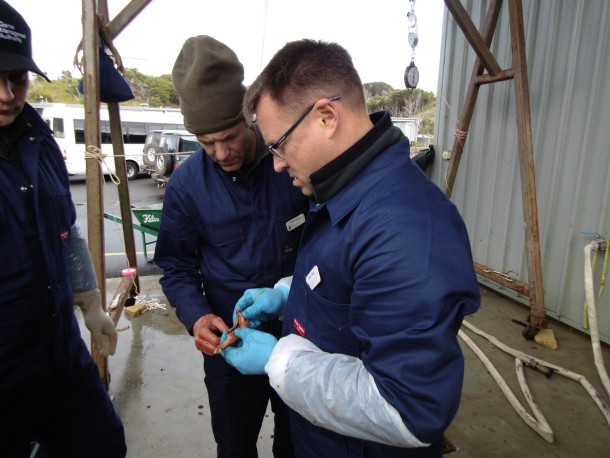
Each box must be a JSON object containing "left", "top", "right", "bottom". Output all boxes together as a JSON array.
[{"left": 0, "top": 0, "right": 50, "bottom": 81}]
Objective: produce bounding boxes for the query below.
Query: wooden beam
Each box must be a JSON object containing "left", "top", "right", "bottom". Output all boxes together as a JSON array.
[
  {"left": 508, "top": 0, "right": 546, "bottom": 328},
  {"left": 107, "top": 102, "right": 141, "bottom": 293},
  {"left": 82, "top": 0, "right": 109, "bottom": 385},
  {"left": 108, "top": 275, "right": 137, "bottom": 326},
  {"left": 444, "top": 0, "right": 503, "bottom": 75},
  {"left": 106, "top": 0, "right": 153, "bottom": 40},
  {"left": 475, "top": 68, "right": 515, "bottom": 85},
  {"left": 475, "top": 263, "right": 530, "bottom": 297}
]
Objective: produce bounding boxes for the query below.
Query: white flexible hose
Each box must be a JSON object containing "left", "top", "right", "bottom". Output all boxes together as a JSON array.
[
  {"left": 462, "top": 320, "right": 610, "bottom": 429},
  {"left": 583, "top": 242, "right": 610, "bottom": 398},
  {"left": 458, "top": 329, "right": 554, "bottom": 442}
]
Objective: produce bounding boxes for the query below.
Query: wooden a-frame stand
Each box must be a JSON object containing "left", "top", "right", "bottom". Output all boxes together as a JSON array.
[{"left": 442, "top": 0, "right": 546, "bottom": 339}]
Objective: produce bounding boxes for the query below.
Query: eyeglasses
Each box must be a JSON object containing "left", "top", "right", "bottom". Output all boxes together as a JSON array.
[{"left": 267, "top": 96, "right": 341, "bottom": 160}]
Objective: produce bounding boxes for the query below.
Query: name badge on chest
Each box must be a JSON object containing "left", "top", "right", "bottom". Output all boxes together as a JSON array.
[
  {"left": 286, "top": 213, "right": 305, "bottom": 231},
  {"left": 306, "top": 265, "right": 321, "bottom": 290}
]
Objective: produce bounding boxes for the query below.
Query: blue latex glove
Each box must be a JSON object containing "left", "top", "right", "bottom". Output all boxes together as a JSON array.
[
  {"left": 221, "top": 327, "right": 278, "bottom": 375},
  {"left": 233, "top": 286, "right": 289, "bottom": 328}
]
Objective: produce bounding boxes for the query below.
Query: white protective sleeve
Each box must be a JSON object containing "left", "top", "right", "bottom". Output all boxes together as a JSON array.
[
  {"left": 265, "top": 334, "right": 428, "bottom": 448},
  {"left": 274, "top": 275, "right": 293, "bottom": 290}
]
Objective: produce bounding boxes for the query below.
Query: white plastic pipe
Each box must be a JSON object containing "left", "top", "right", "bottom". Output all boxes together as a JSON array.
[{"left": 583, "top": 242, "right": 610, "bottom": 398}]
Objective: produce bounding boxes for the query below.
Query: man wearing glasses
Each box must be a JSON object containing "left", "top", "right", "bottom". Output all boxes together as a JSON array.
[
  {"left": 154, "top": 36, "right": 307, "bottom": 457},
  {"left": 222, "top": 39, "right": 481, "bottom": 457}
]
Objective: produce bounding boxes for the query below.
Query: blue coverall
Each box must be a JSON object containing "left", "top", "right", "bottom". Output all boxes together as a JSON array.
[
  {"left": 0, "top": 103, "right": 126, "bottom": 457},
  {"left": 154, "top": 126, "right": 308, "bottom": 457},
  {"left": 282, "top": 112, "right": 481, "bottom": 457}
]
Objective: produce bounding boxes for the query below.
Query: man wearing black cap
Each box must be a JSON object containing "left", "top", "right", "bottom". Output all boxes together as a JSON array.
[
  {"left": 154, "top": 35, "right": 307, "bottom": 457},
  {"left": 0, "top": 1, "right": 126, "bottom": 456}
]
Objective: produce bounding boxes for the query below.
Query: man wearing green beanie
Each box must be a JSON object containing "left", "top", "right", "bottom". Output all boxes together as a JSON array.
[{"left": 154, "top": 35, "right": 307, "bottom": 457}]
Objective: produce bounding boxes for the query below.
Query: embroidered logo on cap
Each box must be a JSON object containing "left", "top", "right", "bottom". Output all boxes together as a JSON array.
[{"left": 0, "top": 20, "right": 26, "bottom": 47}]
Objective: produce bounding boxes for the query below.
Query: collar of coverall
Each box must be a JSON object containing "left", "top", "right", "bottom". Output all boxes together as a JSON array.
[{"left": 310, "top": 111, "right": 404, "bottom": 203}]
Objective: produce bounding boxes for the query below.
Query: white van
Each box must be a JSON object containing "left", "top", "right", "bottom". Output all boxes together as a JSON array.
[{"left": 32, "top": 103, "right": 185, "bottom": 179}]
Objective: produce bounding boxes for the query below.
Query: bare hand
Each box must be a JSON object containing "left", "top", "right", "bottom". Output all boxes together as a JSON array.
[{"left": 193, "top": 314, "right": 230, "bottom": 356}]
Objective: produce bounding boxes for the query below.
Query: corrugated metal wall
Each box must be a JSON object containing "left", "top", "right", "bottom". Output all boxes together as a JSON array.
[{"left": 432, "top": 0, "right": 610, "bottom": 340}]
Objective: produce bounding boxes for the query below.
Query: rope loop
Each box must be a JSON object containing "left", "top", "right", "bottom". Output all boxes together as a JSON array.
[
  {"left": 134, "top": 295, "right": 167, "bottom": 311},
  {"left": 455, "top": 128, "right": 468, "bottom": 141},
  {"left": 84, "top": 145, "right": 121, "bottom": 185}
]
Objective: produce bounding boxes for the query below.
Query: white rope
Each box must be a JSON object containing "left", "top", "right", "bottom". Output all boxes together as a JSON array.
[
  {"left": 84, "top": 145, "right": 121, "bottom": 184},
  {"left": 134, "top": 294, "right": 166, "bottom": 311}
]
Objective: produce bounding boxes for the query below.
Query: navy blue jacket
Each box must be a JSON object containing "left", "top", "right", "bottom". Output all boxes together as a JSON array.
[
  {"left": 283, "top": 112, "right": 480, "bottom": 455},
  {"left": 154, "top": 127, "right": 309, "bottom": 332},
  {"left": 0, "top": 103, "right": 78, "bottom": 389}
]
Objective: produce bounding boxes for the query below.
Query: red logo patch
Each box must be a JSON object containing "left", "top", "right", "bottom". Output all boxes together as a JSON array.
[
  {"left": 60, "top": 231, "right": 70, "bottom": 241},
  {"left": 293, "top": 318, "right": 306, "bottom": 337}
]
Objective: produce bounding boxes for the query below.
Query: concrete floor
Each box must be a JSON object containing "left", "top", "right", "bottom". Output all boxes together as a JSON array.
[{"left": 96, "top": 276, "right": 610, "bottom": 457}]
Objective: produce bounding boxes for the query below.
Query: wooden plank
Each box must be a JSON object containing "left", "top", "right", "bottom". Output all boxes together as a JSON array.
[
  {"left": 475, "top": 262, "right": 530, "bottom": 297},
  {"left": 508, "top": 0, "right": 546, "bottom": 327},
  {"left": 444, "top": 0, "right": 503, "bottom": 75},
  {"left": 82, "top": 0, "right": 109, "bottom": 384},
  {"left": 107, "top": 103, "right": 140, "bottom": 292},
  {"left": 108, "top": 275, "right": 137, "bottom": 325},
  {"left": 106, "top": 0, "right": 153, "bottom": 40},
  {"left": 475, "top": 68, "right": 515, "bottom": 85}
]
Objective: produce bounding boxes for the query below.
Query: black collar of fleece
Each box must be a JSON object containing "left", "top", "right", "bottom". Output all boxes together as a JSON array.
[{"left": 311, "top": 111, "right": 404, "bottom": 203}]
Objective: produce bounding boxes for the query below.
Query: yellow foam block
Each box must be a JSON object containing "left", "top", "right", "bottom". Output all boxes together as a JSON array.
[
  {"left": 535, "top": 328, "right": 558, "bottom": 350},
  {"left": 125, "top": 303, "right": 147, "bottom": 318}
]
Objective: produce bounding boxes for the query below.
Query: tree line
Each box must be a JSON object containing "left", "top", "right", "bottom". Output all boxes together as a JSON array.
[{"left": 27, "top": 70, "right": 435, "bottom": 134}]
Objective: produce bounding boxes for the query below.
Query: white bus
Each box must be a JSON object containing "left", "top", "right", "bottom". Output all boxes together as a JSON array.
[{"left": 31, "top": 103, "right": 185, "bottom": 179}]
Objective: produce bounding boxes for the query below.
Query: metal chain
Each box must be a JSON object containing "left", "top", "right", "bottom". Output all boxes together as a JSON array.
[{"left": 407, "top": 0, "right": 418, "bottom": 62}]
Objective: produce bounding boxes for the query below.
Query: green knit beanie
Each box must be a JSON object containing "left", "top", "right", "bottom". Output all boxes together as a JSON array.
[{"left": 172, "top": 36, "right": 245, "bottom": 135}]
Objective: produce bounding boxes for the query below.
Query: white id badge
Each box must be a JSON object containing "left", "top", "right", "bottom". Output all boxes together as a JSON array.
[
  {"left": 286, "top": 213, "right": 306, "bottom": 231},
  {"left": 306, "top": 265, "right": 321, "bottom": 290}
]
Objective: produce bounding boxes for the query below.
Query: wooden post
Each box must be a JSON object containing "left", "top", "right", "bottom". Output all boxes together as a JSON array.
[
  {"left": 108, "top": 275, "right": 137, "bottom": 326},
  {"left": 81, "top": 0, "right": 109, "bottom": 384},
  {"left": 508, "top": 0, "right": 546, "bottom": 334},
  {"left": 107, "top": 102, "right": 141, "bottom": 293}
]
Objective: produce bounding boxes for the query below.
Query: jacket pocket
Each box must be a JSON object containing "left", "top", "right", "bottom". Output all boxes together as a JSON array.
[
  {"left": 275, "top": 212, "right": 305, "bottom": 276},
  {"left": 202, "top": 223, "right": 256, "bottom": 278},
  {"left": 205, "top": 223, "right": 245, "bottom": 247},
  {"left": 291, "top": 281, "right": 360, "bottom": 356}
]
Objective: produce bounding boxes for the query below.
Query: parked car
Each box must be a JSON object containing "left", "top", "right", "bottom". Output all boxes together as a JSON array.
[{"left": 142, "top": 130, "right": 199, "bottom": 186}]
